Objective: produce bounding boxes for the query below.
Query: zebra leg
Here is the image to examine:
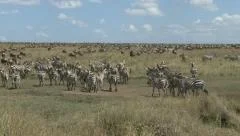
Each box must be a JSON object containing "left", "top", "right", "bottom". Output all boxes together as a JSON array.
[
  {"left": 172, "top": 88, "right": 176, "bottom": 97},
  {"left": 164, "top": 88, "right": 167, "bottom": 96},
  {"left": 152, "top": 87, "right": 155, "bottom": 97},
  {"left": 158, "top": 88, "right": 160, "bottom": 96},
  {"left": 88, "top": 85, "right": 91, "bottom": 93},
  {"left": 59, "top": 79, "right": 61, "bottom": 85},
  {"left": 50, "top": 78, "right": 52, "bottom": 86},
  {"left": 115, "top": 82, "right": 118, "bottom": 92},
  {"left": 14, "top": 82, "right": 17, "bottom": 89},
  {"left": 42, "top": 80, "right": 44, "bottom": 87},
  {"left": 55, "top": 78, "right": 57, "bottom": 85},
  {"left": 67, "top": 82, "right": 69, "bottom": 91},
  {"left": 196, "top": 89, "right": 200, "bottom": 96},
  {"left": 192, "top": 89, "right": 195, "bottom": 96},
  {"left": 177, "top": 88, "right": 181, "bottom": 96},
  {"left": 109, "top": 83, "right": 112, "bottom": 92},
  {"left": 100, "top": 82, "right": 103, "bottom": 91},
  {"left": 95, "top": 86, "right": 97, "bottom": 93}
]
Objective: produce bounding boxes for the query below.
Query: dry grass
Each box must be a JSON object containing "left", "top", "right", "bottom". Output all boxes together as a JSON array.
[{"left": 0, "top": 45, "right": 239, "bottom": 136}]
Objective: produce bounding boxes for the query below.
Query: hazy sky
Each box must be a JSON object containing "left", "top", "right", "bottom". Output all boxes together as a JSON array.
[{"left": 0, "top": 0, "right": 240, "bottom": 43}]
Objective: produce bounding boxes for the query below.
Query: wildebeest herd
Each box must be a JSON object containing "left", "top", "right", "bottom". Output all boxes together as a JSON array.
[{"left": 0, "top": 42, "right": 239, "bottom": 97}]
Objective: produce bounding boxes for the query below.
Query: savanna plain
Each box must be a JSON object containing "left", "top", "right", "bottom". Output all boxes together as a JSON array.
[{"left": 0, "top": 43, "right": 239, "bottom": 136}]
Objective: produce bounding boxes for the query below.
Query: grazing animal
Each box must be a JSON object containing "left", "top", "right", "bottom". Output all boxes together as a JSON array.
[
  {"left": 151, "top": 73, "right": 169, "bottom": 97},
  {"left": 191, "top": 80, "right": 208, "bottom": 96},
  {"left": 168, "top": 74, "right": 182, "bottom": 96},
  {"left": 0, "top": 69, "right": 9, "bottom": 87},
  {"left": 96, "top": 69, "right": 107, "bottom": 91},
  {"left": 37, "top": 71, "right": 46, "bottom": 87},
  {"left": 190, "top": 62, "right": 198, "bottom": 78},
  {"left": 11, "top": 72, "right": 21, "bottom": 89},
  {"left": 108, "top": 74, "right": 119, "bottom": 92},
  {"left": 66, "top": 72, "right": 77, "bottom": 91},
  {"left": 57, "top": 69, "right": 67, "bottom": 85},
  {"left": 179, "top": 53, "right": 187, "bottom": 62},
  {"left": 202, "top": 55, "right": 214, "bottom": 62},
  {"left": 224, "top": 55, "right": 239, "bottom": 61},
  {"left": 178, "top": 77, "right": 208, "bottom": 96},
  {"left": 47, "top": 68, "right": 59, "bottom": 86},
  {"left": 86, "top": 71, "right": 97, "bottom": 93}
]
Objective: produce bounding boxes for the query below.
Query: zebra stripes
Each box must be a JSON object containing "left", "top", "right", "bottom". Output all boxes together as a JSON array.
[
  {"left": 86, "top": 71, "right": 97, "bottom": 93},
  {"left": 37, "top": 71, "right": 46, "bottom": 87},
  {"left": 11, "top": 72, "right": 21, "bottom": 89},
  {"left": 108, "top": 74, "right": 119, "bottom": 92},
  {"left": 0, "top": 69, "right": 9, "bottom": 88},
  {"left": 66, "top": 72, "right": 77, "bottom": 91},
  {"left": 146, "top": 64, "right": 209, "bottom": 97}
]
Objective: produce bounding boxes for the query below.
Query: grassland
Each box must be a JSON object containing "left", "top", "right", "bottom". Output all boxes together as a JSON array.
[{"left": 0, "top": 45, "right": 239, "bottom": 136}]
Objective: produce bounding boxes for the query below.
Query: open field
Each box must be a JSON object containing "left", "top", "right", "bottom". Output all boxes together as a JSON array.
[{"left": 0, "top": 43, "right": 240, "bottom": 136}]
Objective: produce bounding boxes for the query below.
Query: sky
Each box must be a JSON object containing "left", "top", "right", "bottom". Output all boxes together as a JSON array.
[{"left": 0, "top": 0, "right": 240, "bottom": 43}]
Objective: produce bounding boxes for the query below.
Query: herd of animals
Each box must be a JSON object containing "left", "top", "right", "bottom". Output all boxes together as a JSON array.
[{"left": 0, "top": 42, "right": 239, "bottom": 97}]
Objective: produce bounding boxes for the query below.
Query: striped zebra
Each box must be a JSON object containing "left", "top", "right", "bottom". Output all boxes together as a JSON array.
[
  {"left": 118, "top": 67, "right": 129, "bottom": 84},
  {"left": 77, "top": 69, "right": 89, "bottom": 88},
  {"left": 86, "top": 71, "right": 97, "bottom": 93},
  {"left": 106, "top": 67, "right": 119, "bottom": 92},
  {"left": 96, "top": 68, "right": 107, "bottom": 91},
  {"left": 57, "top": 68, "right": 67, "bottom": 85},
  {"left": 37, "top": 71, "right": 46, "bottom": 87},
  {"left": 11, "top": 72, "right": 21, "bottom": 89},
  {"left": 190, "top": 62, "right": 198, "bottom": 78},
  {"left": 177, "top": 77, "right": 192, "bottom": 97},
  {"left": 116, "top": 62, "right": 128, "bottom": 84},
  {"left": 66, "top": 71, "right": 77, "bottom": 91},
  {"left": 168, "top": 74, "right": 182, "bottom": 97},
  {"left": 151, "top": 73, "right": 169, "bottom": 97},
  {"left": 108, "top": 74, "right": 119, "bottom": 92},
  {"left": 191, "top": 80, "right": 208, "bottom": 96},
  {"left": 47, "top": 68, "right": 59, "bottom": 86},
  {"left": 178, "top": 77, "right": 208, "bottom": 96},
  {"left": 0, "top": 69, "right": 9, "bottom": 88}
]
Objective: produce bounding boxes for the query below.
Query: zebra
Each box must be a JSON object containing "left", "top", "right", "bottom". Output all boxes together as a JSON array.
[
  {"left": 168, "top": 74, "right": 182, "bottom": 97},
  {"left": 190, "top": 62, "right": 198, "bottom": 78},
  {"left": 116, "top": 61, "right": 129, "bottom": 84},
  {"left": 76, "top": 68, "right": 89, "bottom": 88},
  {"left": 96, "top": 68, "right": 107, "bottom": 91},
  {"left": 66, "top": 71, "right": 77, "bottom": 91},
  {"left": 118, "top": 67, "right": 129, "bottom": 84},
  {"left": 146, "top": 67, "right": 159, "bottom": 85},
  {"left": 191, "top": 80, "right": 208, "bottom": 96},
  {"left": 107, "top": 74, "right": 119, "bottom": 92},
  {"left": 151, "top": 72, "right": 169, "bottom": 97},
  {"left": 86, "top": 71, "right": 97, "bottom": 93},
  {"left": 178, "top": 77, "right": 208, "bottom": 96},
  {"left": 37, "top": 71, "right": 46, "bottom": 87},
  {"left": 202, "top": 55, "right": 214, "bottom": 62},
  {"left": 177, "top": 77, "right": 192, "bottom": 97},
  {"left": 47, "top": 68, "right": 59, "bottom": 86},
  {"left": 57, "top": 68, "right": 67, "bottom": 85},
  {"left": 0, "top": 69, "right": 9, "bottom": 88},
  {"left": 106, "top": 67, "right": 119, "bottom": 92},
  {"left": 11, "top": 72, "right": 21, "bottom": 89}
]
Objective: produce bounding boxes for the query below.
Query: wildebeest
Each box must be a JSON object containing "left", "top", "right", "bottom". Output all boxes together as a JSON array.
[{"left": 202, "top": 55, "right": 215, "bottom": 62}]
